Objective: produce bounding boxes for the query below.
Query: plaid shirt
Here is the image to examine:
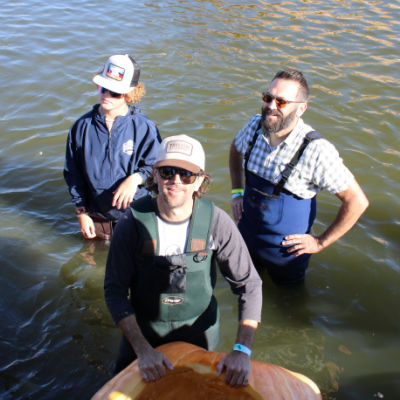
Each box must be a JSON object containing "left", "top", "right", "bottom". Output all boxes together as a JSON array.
[{"left": 234, "top": 114, "right": 354, "bottom": 199}]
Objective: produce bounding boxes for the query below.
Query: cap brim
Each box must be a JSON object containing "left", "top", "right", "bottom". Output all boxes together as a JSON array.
[
  {"left": 92, "top": 74, "right": 133, "bottom": 94},
  {"left": 155, "top": 159, "right": 201, "bottom": 173}
]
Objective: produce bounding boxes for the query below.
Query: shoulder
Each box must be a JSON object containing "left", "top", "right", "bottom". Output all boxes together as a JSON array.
[
  {"left": 127, "top": 107, "right": 161, "bottom": 138},
  {"left": 306, "top": 134, "right": 340, "bottom": 158},
  {"left": 211, "top": 205, "right": 237, "bottom": 232},
  {"left": 241, "top": 114, "right": 262, "bottom": 132},
  {"left": 69, "top": 106, "right": 97, "bottom": 133},
  {"left": 129, "top": 106, "right": 156, "bottom": 125},
  {"left": 235, "top": 114, "right": 262, "bottom": 150},
  {"left": 112, "top": 208, "right": 137, "bottom": 240}
]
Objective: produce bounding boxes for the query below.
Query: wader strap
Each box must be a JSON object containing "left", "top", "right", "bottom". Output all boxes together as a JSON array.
[
  {"left": 186, "top": 198, "right": 214, "bottom": 252},
  {"left": 131, "top": 196, "right": 159, "bottom": 254},
  {"left": 243, "top": 119, "right": 262, "bottom": 181},
  {"left": 131, "top": 196, "right": 214, "bottom": 255},
  {"left": 273, "top": 130, "right": 322, "bottom": 196}
]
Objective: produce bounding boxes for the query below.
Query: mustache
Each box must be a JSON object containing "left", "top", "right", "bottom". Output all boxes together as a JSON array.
[{"left": 263, "top": 107, "right": 282, "bottom": 118}]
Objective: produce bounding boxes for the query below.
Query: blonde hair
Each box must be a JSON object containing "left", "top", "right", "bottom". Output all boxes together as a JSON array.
[{"left": 124, "top": 82, "right": 146, "bottom": 104}]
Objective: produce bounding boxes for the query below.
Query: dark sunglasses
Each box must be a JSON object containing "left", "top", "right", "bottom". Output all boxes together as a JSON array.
[
  {"left": 157, "top": 166, "right": 201, "bottom": 184},
  {"left": 99, "top": 86, "right": 124, "bottom": 98},
  {"left": 262, "top": 92, "right": 304, "bottom": 109}
]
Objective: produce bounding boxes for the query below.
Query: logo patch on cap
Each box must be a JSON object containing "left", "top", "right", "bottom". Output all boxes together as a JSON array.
[
  {"left": 106, "top": 63, "right": 125, "bottom": 81},
  {"left": 166, "top": 141, "right": 193, "bottom": 156}
]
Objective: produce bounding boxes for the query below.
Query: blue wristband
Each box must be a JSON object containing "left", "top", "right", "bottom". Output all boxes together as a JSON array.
[
  {"left": 231, "top": 192, "right": 244, "bottom": 199},
  {"left": 233, "top": 343, "right": 252, "bottom": 356}
]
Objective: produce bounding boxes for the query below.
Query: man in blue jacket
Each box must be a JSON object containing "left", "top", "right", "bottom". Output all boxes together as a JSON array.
[{"left": 64, "top": 54, "right": 161, "bottom": 239}]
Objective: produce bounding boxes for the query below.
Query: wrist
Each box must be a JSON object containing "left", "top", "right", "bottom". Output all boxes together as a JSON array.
[
  {"left": 233, "top": 343, "right": 252, "bottom": 356},
  {"left": 75, "top": 206, "right": 88, "bottom": 216},
  {"left": 131, "top": 172, "right": 144, "bottom": 186},
  {"left": 231, "top": 188, "right": 244, "bottom": 199}
]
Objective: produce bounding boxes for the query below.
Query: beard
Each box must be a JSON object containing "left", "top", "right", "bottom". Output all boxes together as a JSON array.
[{"left": 261, "top": 106, "right": 298, "bottom": 134}]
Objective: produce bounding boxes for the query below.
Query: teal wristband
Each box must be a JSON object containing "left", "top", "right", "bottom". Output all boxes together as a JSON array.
[
  {"left": 232, "top": 192, "right": 244, "bottom": 199},
  {"left": 233, "top": 343, "right": 252, "bottom": 356}
]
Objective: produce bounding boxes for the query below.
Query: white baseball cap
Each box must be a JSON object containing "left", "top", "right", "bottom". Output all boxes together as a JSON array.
[
  {"left": 92, "top": 54, "right": 140, "bottom": 94},
  {"left": 155, "top": 135, "right": 205, "bottom": 173}
]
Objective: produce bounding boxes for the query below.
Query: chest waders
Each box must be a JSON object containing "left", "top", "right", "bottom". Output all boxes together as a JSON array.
[
  {"left": 129, "top": 196, "right": 219, "bottom": 348},
  {"left": 238, "top": 127, "right": 322, "bottom": 283}
]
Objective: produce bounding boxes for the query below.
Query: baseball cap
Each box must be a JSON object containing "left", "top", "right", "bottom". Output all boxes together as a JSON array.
[
  {"left": 155, "top": 135, "right": 205, "bottom": 173},
  {"left": 92, "top": 54, "right": 140, "bottom": 94}
]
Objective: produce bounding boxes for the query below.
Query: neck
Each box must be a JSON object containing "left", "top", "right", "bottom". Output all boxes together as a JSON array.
[
  {"left": 269, "top": 129, "right": 292, "bottom": 147},
  {"left": 100, "top": 103, "right": 129, "bottom": 121},
  {"left": 156, "top": 197, "right": 194, "bottom": 222},
  {"left": 267, "top": 117, "right": 300, "bottom": 147}
]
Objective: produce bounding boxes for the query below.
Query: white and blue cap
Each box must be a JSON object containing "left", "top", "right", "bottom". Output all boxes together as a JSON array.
[{"left": 92, "top": 54, "right": 140, "bottom": 94}]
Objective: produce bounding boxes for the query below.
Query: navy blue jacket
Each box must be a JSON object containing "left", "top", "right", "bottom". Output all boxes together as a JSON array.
[{"left": 64, "top": 104, "right": 161, "bottom": 221}]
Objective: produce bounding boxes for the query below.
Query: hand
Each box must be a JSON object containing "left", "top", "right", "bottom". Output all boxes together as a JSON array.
[
  {"left": 282, "top": 234, "right": 323, "bottom": 257},
  {"left": 112, "top": 173, "right": 143, "bottom": 210},
  {"left": 78, "top": 214, "right": 96, "bottom": 239},
  {"left": 232, "top": 197, "right": 244, "bottom": 223},
  {"left": 216, "top": 351, "right": 250, "bottom": 387},
  {"left": 137, "top": 347, "right": 174, "bottom": 382}
]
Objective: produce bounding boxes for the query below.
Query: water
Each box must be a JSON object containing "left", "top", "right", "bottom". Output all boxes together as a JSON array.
[{"left": 0, "top": 0, "right": 399, "bottom": 399}]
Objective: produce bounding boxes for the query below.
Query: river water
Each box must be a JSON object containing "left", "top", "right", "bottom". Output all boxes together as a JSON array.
[{"left": 0, "top": 1, "right": 399, "bottom": 399}]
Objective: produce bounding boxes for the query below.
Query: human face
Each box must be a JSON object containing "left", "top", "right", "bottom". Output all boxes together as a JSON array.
[
  {"left": 98, "top": 86, "right": 127, "bottom": 114},
  {"left": 261, "top": 79, "right": 307, "bottom": 135},
  {"left": 155, "top": 166, "right": 204, "bottom": 216}
]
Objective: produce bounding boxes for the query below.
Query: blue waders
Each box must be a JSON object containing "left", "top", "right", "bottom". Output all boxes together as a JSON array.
[
  {"left": 238, "top": 128, "right": 321, "bottom": 284},
  {"left": 239, "top": 172, "right": 316, "bottom": 284}
]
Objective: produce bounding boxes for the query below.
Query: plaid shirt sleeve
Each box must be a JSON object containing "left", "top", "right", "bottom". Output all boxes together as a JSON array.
[
  {"left": 234, "top": 114, "right": 262, "bottom": 154},
  {"left": 307, "top": 139, "right": 354, "bottom": 194}
]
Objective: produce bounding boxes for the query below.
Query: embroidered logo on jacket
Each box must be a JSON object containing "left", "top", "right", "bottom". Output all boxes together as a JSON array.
[
  {"left": 162, "top": 296, "right": 184, "bottom": 305},
  {"left": 122, "top": 140, "right": 134, "bottom": 155}
]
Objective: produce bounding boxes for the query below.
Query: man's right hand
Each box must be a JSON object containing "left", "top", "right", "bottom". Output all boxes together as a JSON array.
[
  {"left": 232, "top": 197, "right": 244, "bottom": 223},
  {"left": 137, "top": 347, "right": 174, "bottom": 382},
  {"left": 77, "top": 214, "right": 96, "bottom": 239}
]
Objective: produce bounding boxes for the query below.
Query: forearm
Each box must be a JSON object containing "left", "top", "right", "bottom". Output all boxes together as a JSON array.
[
  {"left": 117, "top": 314, "right": 174, "bottom": 381},
  {"left": 318, "top": 179, "right": 369, "bottom": 249},
  {"left": 229, "top": 141, "right": 245, "bottom": 189},
  {"left": 117, "top": 314, "right": 153, "bottom": 357},
  {"left": 234, "top": 320, "right": 258, "bottom": 350}
]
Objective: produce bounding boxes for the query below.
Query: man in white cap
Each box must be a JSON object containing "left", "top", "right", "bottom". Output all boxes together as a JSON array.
[
  {"left": 64, "top": 54, "right": 161, "bottom": 240},
  {"left": 104, "top": 135, "right": 262, "bottom": 387}
]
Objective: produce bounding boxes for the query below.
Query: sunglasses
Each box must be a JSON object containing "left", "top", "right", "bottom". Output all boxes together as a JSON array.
[
  {"left": 157, "top": 166, "right": 201, "bottom": 184},
  {"left": 262, "top": 92, "right": 304, "bottom": 109},
  {"left": 99, "top": 86, "right": 124, "bottom": 98}
]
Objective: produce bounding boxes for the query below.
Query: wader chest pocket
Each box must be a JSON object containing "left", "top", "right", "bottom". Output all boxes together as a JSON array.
[{"left": 154, "top": 255, "right": 187, "bottom": 294}]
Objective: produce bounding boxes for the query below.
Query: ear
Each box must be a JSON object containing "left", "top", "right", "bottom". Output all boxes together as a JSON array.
[{"left": 296, "top": 102, "right": 307, "bottom": 118}]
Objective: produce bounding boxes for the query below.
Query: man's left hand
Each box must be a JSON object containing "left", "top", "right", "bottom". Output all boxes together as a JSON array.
[
  {"left": 282, "top": 234, "right": 323, "bottom": 257},
  {"left": 112, "top": 173, "right": 143, "bottom": 210},
  {"left": 216, "top": 350, "right": 250, "bottom": 387}
]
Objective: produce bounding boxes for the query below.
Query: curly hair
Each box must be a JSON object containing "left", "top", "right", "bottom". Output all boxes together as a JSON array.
[
  {"left": 124, "top": 82, "right": 146, "bottom": 104},
  {"left": 145, "top": 170, "right": 212, "bottom": 199}
]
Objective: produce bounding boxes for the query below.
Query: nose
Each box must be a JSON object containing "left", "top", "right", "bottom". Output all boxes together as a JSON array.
[
  {"left": 170, "top": 173, "right": 183, "bottom": 183},
  {"left": 264, "top": 96, "right": 278, "bottom": 110}
]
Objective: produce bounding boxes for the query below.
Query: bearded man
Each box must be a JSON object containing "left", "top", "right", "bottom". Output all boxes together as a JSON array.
[{"left": 229, "top": 70, "right": 368, "bottom": 284}]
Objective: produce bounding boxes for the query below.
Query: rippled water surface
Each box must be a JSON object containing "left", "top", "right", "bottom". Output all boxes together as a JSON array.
[{"left": 1, "top": 1, "right": 399, "bottom": 399}]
